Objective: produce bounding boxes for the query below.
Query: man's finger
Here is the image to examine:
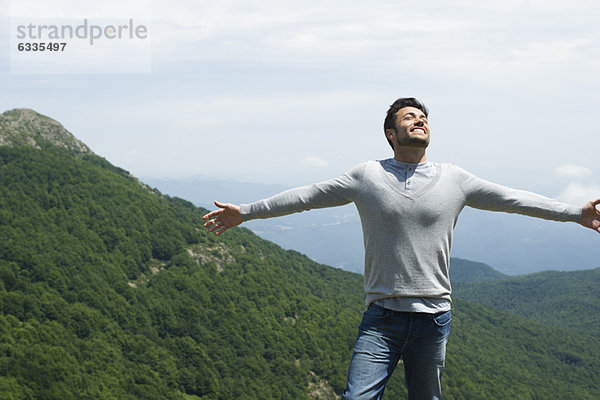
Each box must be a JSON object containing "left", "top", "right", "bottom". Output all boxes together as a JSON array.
[
  {"left": 202, "top": 212, "right": 216, "bottom": 222},
  {"left": 203, "top": 209, "right": 223, "bottom": 220},
  {"left": 216, "top": 226, "right": 229, "bottom": 235},
  {"left": 214, "top": 200, "right": 227, "bottom": 208},
  {"left": 207, "top": 222, "right": 223, "bottom": 233},
  {"left": 203, "top": 218, "right": 216, "bottom": 227}
]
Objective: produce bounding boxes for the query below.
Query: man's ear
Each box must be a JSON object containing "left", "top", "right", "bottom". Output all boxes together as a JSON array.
[{"left": 385, "top": 129, "right": 395, "bottom": 140}]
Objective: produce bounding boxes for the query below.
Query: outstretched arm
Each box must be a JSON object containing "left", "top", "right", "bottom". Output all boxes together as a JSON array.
[
  {"left": 202, "top": 164, "right": 362, "bottom": 235},
  {"left": 580, "top": 199, "right": 600, "bottom": 234},
  {"left": 462, "top": 169, "right": 582, "bottom": 223},
  {"left": 203, "top": 201, "right": 243, "bottom": 235}
]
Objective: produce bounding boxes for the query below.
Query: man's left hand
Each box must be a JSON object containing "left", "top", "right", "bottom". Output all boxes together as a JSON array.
[{"left": 580, "top": 199, "right": 600, "bottom": 234}]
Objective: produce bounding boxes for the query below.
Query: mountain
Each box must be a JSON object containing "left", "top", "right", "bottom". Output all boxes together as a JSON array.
[
  {"left": 0, "top": 109, "right": 92, "bottom": 154},
  {"left": 449, "top": 258, "right": 507, "bottom": 283},
  {"left": 0, "top": 131, "right": 362, "bottom": 399},
  {"left": 453, "top": 267, "right": 600, "bottom": 337},
  {"left": 1, "top": 109, "right": 600, "bottom": 399}
]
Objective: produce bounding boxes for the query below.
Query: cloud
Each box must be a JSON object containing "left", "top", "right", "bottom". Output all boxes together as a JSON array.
[
  {"left": 557, "top": 182, "right": 600, "bottom": 205},
  {"left": 554, "top": 164, "right": 598, "bottom": 204},
  {"left": 4, "top": 0, "right": 599, "bottom": 186},
  {"left": 146, "top": 0, "right": 600, "bottom": 91},
  {"left": 169, "top": 90, "right": 377, "bottom": 131},
  {"left": 554, "top": 164, "right": 593, "bottom": 179},
  {"left": 7, "top": 0, "right": 600, "bottom": 85},
  {"left": 322, "top": 221, "right": 342, "bottom": 227},
  {"left": 9, "top": 0, "right": 151, "bottom": 19},
  {"left": 123, "top": 149, "right": 139, "bottom": 163},
  {"left": 301, "top": 156, "right": 329, "bottom": 168}
]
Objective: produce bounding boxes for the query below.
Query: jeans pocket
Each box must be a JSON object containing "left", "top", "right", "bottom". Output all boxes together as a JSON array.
[{"left": 432, "top": 310, "right": 451, "bottom": 327}]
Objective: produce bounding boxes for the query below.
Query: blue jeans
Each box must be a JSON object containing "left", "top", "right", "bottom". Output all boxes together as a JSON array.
[{"left": 342, "top": 304, "right": 451, "bottom": 400}]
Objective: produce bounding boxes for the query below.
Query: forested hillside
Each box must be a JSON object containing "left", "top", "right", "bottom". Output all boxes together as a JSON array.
[
  {"left": 453, "top": 267, "right": 600, "bottom": 336},
  {"left": 449, "top": 258, "right": 507, "bottom": 283},
  {"left": 1, "top": 109, "right": 599, "bottom": 399}
]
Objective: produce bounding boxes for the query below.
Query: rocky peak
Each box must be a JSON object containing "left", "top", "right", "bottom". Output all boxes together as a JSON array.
[{"left": 0, "top": 108, "right": 92, "bottom": 154}]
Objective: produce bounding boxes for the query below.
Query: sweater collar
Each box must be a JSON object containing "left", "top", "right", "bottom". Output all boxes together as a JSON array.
[{"left": 387, "top": 158, "right": 433, "bottom": 170}]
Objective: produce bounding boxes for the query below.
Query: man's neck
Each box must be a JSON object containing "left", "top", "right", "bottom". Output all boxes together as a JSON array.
[{"left": 393, "top": 147, "right": 427, "bottom": 164}]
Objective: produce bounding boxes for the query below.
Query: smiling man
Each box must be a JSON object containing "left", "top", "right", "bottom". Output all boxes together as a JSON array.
[{"left": 203, "top": 97, "right": 600, "bottom": 400}]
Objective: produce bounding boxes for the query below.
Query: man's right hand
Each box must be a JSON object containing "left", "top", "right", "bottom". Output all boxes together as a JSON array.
[{"left": 202, "top": 201, "right": 243, "bottom": 235}]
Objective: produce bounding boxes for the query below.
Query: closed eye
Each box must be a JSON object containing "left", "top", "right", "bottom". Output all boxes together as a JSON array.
[{"left": 403, "top": 113, "right": 427, "bottom": 123}]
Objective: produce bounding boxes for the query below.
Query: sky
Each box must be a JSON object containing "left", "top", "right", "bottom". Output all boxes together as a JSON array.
[{"left": 1, "top": 0, "right": 599, "bottom": 207}]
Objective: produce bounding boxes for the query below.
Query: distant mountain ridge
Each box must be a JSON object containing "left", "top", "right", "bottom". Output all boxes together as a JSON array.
[{"left": 449, "top": 258, "right": 507, "bottom": 283}]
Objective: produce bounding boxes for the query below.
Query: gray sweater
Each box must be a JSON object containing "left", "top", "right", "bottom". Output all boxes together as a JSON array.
[{"left": 240, "top": 160, "right": 582, "bottom": 305}]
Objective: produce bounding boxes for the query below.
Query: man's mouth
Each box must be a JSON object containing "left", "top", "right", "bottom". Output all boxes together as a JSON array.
[{"left": 411, "top": 128, "right": 426, "bottom": 134}]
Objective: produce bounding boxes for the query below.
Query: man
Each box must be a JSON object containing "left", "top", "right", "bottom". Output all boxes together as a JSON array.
[{"left": 203, "top": 97, "right": 600, "bottom": 400}]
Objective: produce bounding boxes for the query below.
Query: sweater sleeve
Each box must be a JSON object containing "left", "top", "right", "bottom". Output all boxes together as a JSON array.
[
  {"left": 459, "top": 167, "right": 582, "bottom": 223},
  {"left": 240, "top": 163, "right": 363, "bottom": 221}
]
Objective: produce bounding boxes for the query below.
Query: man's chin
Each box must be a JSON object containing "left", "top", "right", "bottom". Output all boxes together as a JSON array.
[{"left": 405, "top": 138, "right": 430, "bottom": 148}]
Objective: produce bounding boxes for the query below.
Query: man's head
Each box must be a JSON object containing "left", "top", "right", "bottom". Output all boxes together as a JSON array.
[{"left": 383, "top": 98, "right": 430, "bottom": 150}]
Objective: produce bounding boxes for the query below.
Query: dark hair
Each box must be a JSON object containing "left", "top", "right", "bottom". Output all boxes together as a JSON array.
[{"left": 383, "top": 98, "right": 429, "bottom": 149}]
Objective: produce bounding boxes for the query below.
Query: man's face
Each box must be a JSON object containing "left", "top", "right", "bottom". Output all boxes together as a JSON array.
[{"left": 387, "top": 106, "right": 430, "bottom": 149}]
